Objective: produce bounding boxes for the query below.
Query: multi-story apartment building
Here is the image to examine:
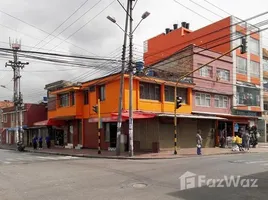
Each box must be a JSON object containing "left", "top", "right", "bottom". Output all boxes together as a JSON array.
[
  {"left": 144, "top": 16, "right": 263, "bottom": 130},
  {"left": 46, "top": 71, "right": 227, "bottom": 152},
  {"left": 1, "top": 103, "right": 47, "bottom": 145},
  {"left": 261, "top": 48, "right": 268, "bottom": 142}
]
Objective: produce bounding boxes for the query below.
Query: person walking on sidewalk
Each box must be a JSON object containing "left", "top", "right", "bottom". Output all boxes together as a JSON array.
[
  {"left": 45, "top": 135, "right": 51, "bottom": 149},
  {"left": 32, "top": 135, "right": 37, "bottom": 150},
  {"left": 38, "top": 136, "right": 43, "bottom": 149},
  {"left": 196, "top": 130, "right": 203, "bottom": 155}
]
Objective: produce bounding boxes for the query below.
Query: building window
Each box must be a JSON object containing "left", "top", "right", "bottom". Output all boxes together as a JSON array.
[
  {"left": 264, "top": 102, "right": 268, "bottom": 111},
  {"left": 236, "top": 56, "right": 247, "bottom": 74},
  {"left": 70, "top": 92, "right": 75, "bottom": 106},
  {"left": 164, "top": 86, "right": 188, "bottom": 103},
  {"left": 195, "top": 93, "right": 211, "bottom": 107},
  {"left": 214, "top": 95, "right": 228, "bottom": 108},
  {"left": 99, "top": 85, "right": 106, "bottom": 101},
  {"left": 3, "top": 114, "right": 7, "bottom": 123},
  {"left": 234, "top": 32, "right": 245, "bottom": 46},
  {"left": 264, "top": 78, "right": 268, "bottom": 91},
  {"left": 236, "top": 86, "right": 260, "bottom": 106},
  {"left": 84, "top": 90, "right": 89, "bottom": 105},
  {"left": 105, "top": 123, "right": 110, "bottom": 142},
  {"left": 199, "top": 64, "right": 212, "bottom": 77},
  {"left": 216, "top": 68, "right": 230, "bottom": 81},
  {"left": 140, "top": 82, "right": 161, "bottom": 101},
  {"left": 264, "top": 58, "right": 268, "bottom": 72},
  {"left": 59, "top": 93, "right": 69, "bottom": 107},
  {"left": 11, "top": 113, "right": 14, "bottom": 122},
  {"left": 250, "top": 37, "right": 260, "bottom": 55},
  {"left": 250, "top": 61, "right": 260, "bottom": 77}
]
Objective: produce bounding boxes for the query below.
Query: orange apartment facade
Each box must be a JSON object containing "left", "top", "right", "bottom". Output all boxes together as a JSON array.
[
  {"left": 144, "top": 16, "right": 264, "bottom": 136},
  {"left": 46, "top": 73, "right": 225, "bottom": 152}
]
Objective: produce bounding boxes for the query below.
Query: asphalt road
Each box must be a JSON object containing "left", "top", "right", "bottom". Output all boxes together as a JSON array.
[{"left": 0, "top": 149, "right": 268, "bottom": 200}]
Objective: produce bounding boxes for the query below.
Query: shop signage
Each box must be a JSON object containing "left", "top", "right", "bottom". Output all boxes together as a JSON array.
[{"left": 232, "top": 109, "right": 259, "bottom": 117}]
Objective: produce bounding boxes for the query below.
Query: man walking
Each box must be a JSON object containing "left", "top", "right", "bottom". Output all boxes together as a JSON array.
[{"left": 196, "top": 130, "right": 203, "bottom": 155}]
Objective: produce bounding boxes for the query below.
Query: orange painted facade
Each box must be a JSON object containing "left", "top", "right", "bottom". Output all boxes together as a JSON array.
[{"left": 48, "top": 74, "right": 193, "bottom": 120}]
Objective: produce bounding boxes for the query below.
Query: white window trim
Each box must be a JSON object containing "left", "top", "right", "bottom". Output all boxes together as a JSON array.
[
  {"left": 3, "top": 114, "right": 7, "bottom": 123},
  {"left": 199, "top": 65, "right": 212, "bottom": 78},
  {"left": 195, "top": 92, "right": 211, "bottom": 107},
  {"left": 214, "top": 95, "right": 228, "bottom": 108}
]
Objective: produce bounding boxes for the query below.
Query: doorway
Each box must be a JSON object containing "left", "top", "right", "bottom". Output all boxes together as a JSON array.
[{"left": 109, "top": 123, "right": 117, "bottom": 148}]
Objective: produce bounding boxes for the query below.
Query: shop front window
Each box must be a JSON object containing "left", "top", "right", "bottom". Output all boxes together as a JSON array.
[{"left": 236, "top": 86, "right": 260, "bottom": 106}]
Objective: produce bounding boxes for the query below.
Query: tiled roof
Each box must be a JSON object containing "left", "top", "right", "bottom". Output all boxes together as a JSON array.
[{"left": 0, "top": 101, "right": 13, "bottom": 109}]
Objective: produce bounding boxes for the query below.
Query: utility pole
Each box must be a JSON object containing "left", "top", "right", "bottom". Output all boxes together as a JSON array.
[
  {"left": 128, "top": 0, "right": 134, "bottom": 157},
  {"left": 116, "top": 0, "right": 130, "bottom": 156},
  {"left": 5, "top": 40, "right": 29, "bottom": 148},
  {"left": 173, "top": 44, "right": 243, "bottom": 154}
]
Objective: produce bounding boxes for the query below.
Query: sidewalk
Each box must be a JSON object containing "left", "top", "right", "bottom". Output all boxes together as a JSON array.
[{"left": 1, "top": 144, "right": 268, "bottom": 160}]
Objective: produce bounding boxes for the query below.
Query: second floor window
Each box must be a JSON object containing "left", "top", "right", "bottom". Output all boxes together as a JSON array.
[
  {"left": 264, "top": 58, "right": 268, "bottom": 72},
  {"left": 236, "top": 86, "right": 260, "bottom": 106},
  {"left": 250, "top": 61, "right": 260, "bottom": 77},
  {"left": 236, "top": 56, "right": 247, "bottom": 74},
  {"left": 11, "top": 113, "right": 15, "bottom": 122},
  {"left": 264, "top": 78, "right": 268, "bottom": 91},
  {"left": 264, "top": 102, "right": 268, "bottom": 111},
  {"left": 195, "top": 93, "right": 211, "bottom": 107},
  {"left": 59, "top": 93, "right": 69, "bottom": 107},
  {"left": 199, "top": 65, "right": 212, "bottom": 77},
  {"left": 140, "top": 82, "right": 160, "bottom": 101},
  {"left": 70, "top": 92, "right": 75, "bottom": 106},
  {"left": 99, "top": 85, "right": 106, "bottom": 101},
  {"left": 214, "top": 95, "right": 228, "bottom": 108},
  {"left": 3, "top": 114, "right": 7, "bottom": 123},
  {"left": 216, "top": 68, "right": 230, "bottom": 81},
  {"left": 84, "top": 90, "right": 89, "bottom": 105},
  {"left": 164, "top": 86, "right": 188, "bottom": 103},
  {"left": 250, "top": 37, "right": 260, "bottom": 56}
]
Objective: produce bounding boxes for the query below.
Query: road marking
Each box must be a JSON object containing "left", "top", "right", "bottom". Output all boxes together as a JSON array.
[
  {"left": 3, "top": 161, "right": 11, "bottom": 164},
  {"left": 6, "top": 158, "right": 15, "bottom": 161},
  {"left": 245, "top": 160, "right": 268, "bottom": 164}
]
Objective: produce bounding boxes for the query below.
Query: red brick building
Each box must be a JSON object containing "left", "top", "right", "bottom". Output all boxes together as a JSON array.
[{"left": 1, "top": 103, "right": 47, "bottom": 145}]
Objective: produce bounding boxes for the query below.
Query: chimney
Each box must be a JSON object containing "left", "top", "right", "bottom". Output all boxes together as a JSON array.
[
  {"left": 173, "top": 24, "right": 178, "bottom": 30},
  {"left": 165, "top": 28, "right": 170, "bottom": 34},
  {"left": 186, "top": 23, "right": 190, "bottom": 29},
  {"left": 181, "top": 22, "right": 187, "bottom": 28}
]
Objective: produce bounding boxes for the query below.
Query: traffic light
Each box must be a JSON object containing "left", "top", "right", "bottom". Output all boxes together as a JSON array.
[
  {"left": 240, "top": 37, "right": 247, "bottom": 54},
  {"left": 92, "top": 105, "right": 98, "bottom": 114},
  {"left": 176, "top": 96, "right": 183, "bottom": 109}
]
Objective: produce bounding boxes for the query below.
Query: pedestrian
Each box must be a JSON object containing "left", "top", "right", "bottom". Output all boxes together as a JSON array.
[
  {"left": 45, "top": 135, "right": 51, "bottom": 149},
  {"left": 196, "top": 130, "right": 203, "bottom": 155},
  {"left": 245, "top": 127, "right": 250, "bottom": 151},
  {"left": 32, "top": 135, "right": 37, "bottom": 150},
  {"left": 38, "top": 136, "right": 43, "bottom": 149}
]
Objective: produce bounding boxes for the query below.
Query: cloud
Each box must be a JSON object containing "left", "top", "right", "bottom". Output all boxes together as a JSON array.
[{"left": 0, "top": 0, "right": 267, "bottom": 103}]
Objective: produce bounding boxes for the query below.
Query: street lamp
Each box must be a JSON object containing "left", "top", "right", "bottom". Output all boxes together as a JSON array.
[{"left": 107, "top": 0, "right": 150, "bottom": 157}]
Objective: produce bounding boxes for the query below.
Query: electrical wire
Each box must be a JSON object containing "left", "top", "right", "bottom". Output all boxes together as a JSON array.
[
  {"left": 144, "top": 11, "right": 268, "bottom": 62},
  {"left": 49, "top": 0, "right": 116, "bottom": 52},
  {"left": 31, "top": 0, "right": 90, "bottom": 51},
  {"left": 36, "top": 0, "right": 103, "bottom": 52}
]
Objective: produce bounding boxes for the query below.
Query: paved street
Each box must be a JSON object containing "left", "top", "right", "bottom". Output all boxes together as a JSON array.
[{"left": 0, "top": 149, "right": 268, "bottom": 200}]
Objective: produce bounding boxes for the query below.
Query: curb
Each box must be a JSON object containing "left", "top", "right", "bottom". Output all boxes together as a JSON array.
[{"left": 0, "top": 146, "right": 265, "bottom": 160}]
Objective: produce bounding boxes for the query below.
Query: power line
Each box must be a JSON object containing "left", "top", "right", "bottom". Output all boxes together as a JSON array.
[
  {"left": 49, "top": 0, "right": 116, "bottom": 52},
  {"left": 173, "top": 0, "right": 213, "bottom": 22},
  {"left": 144, "top": 12, "right": 268, "bottom": 63},
  {"left": 0, "top": 47, "right": 120, "bottom": 62},
  {"left": 188, "top": 0, "right": 223, "bottom": 18},
  {"left": 31, "top": 0, "right": 90, "bottom": 51},
  {"left": 0, "top": 8, "right": 97, "bottom": 55},
  {"left": 36, "top": 0, "right": 103, "bottom": 52}
]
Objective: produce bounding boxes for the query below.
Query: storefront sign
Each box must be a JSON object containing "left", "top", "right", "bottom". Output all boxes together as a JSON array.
[{"left": 232, "top": 110, "right": 259, "bottom": 117}]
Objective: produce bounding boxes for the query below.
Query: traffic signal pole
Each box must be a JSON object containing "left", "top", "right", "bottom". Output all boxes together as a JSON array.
[
  {"left": 173, "top": 44, "right": 243, "bottom": 155},
  {"left": 97, "top": 99, "right": 101, "bottom": 154}
]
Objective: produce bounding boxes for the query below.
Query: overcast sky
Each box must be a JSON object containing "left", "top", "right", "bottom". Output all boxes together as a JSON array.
[{"left": 0, "top": 0, "right": 268, "bottom": 103}]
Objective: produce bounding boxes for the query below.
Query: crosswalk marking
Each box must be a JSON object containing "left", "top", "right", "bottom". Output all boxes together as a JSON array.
[{"left": 0, "top": 155, "right": 79, "bottom": 165}]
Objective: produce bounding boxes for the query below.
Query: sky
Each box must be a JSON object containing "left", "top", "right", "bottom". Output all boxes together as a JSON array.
[{"left": 0, "top": 0, "right": 268, "bottom": 103}]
